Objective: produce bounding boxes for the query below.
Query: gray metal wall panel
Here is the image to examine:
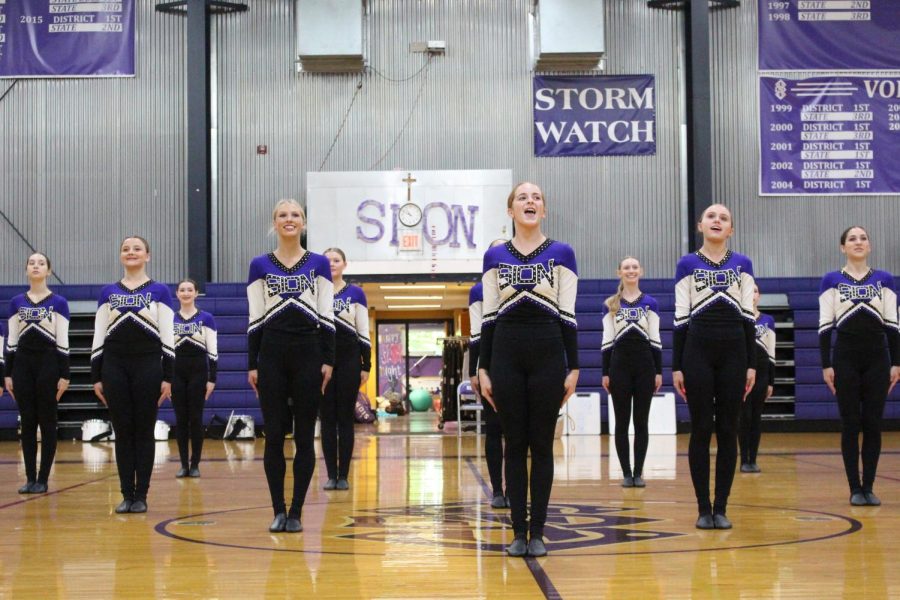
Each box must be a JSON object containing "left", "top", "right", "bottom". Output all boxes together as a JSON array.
[
  {"left": 215, "top": 0, "right": 685, "bottom": 280},
  {"left": 711, "top": 0, "right": 900, "bottom": 277},
  {"left": 0, "top": 2, "right": 186, "bottom": 285}
]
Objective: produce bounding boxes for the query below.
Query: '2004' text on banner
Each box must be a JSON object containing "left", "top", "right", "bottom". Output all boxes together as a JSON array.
[{"left": 759, "top": 75, "right": 900, "bottom": 196}]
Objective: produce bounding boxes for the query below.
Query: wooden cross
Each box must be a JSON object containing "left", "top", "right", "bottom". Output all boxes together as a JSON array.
[{"left": 403, "top": 172, "right": 416, "bottom": 203}]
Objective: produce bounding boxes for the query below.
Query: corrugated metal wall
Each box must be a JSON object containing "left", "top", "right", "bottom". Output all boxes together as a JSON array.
[
  {"left": 0, "top": 2, "right": 186, "bottom": 285},
  {"left": 711, "top": 0, "right": 900, "bottom": 277},
  {"left": 214, "top": 0, "right": 685, "bottom": 280},
  {"left": 8, "top": 1, "right": 882, "bottom": 283}
]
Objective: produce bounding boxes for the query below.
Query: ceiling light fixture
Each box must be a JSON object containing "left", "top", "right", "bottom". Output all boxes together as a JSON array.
[{"left": 386, "top": 304, "right": 441, "bottom": 309}]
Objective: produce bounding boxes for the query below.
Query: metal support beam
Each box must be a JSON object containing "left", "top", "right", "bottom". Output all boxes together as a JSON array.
[
  {"left": 186, "top": 0, "right": 211, "bottom": 289},
  {"left": 684, "top": 0, "right": 713, "bottom": 251}
]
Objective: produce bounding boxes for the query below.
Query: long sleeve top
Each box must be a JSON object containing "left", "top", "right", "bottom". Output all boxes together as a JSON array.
[
  {"left": 754, "top": 312, "right": 777, "bottom": 387},
  {"left": 246, "top": 251, "right": 335, "bottom": 370},
  {"left": 174, "top": 309, "right": 219, "bottom": 383},
  {"left": 5, "top": 292, "right": 70, "bottom": 379},
  {"left": 673, "top": 250, "right": 756, "bottom": 372},
  {"left": 600, "top": 293, "right": 662, "bottom": 375},
  {"left": 818, "top": 269, "right": 900, "bottom": 369},
  {"left": 468, "top": 282, "right": 483, "bottom": 378},
  {"left": 479, "top": 239, "right": 579, "bottom": 371},
  {"left": 333, "top": 282, "right": 371, "bottom": 372},
  {"left": 90, "top": 281, "right": 175, "bottom": 383}
]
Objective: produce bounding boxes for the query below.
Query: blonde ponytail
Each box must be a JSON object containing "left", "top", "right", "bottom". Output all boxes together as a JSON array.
[
  {"left": 605, "top": 256, "right": 639, "bottom": 315},
  {"left": 605, "top": 279, "right": 625, "bottom": 315}
]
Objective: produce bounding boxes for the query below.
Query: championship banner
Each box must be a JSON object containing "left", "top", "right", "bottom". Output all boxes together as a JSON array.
[
  {"left": 0, "top": 0, "right": 135, "bottom": 78},
  {"left": 758, "top": 0, "right": 900, "bottom": 71},
  {"left": 759, "top": 76, "right": 900, "bottom": 196},
  {"left": 533, "top": 75, "right": 656, "bottom": 157}
]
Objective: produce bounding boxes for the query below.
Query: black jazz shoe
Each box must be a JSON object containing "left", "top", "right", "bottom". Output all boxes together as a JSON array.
[
  {"left": 527, "top": 537, "right": 548, "bottom": 557},
  {"left": 695, "top": 514, "right": 715, "bottom": 530},
  {"left": 269, "top": 513, "right": 287, "bottom": 532},
  {"left": 507, "top": 536, "right": 527, "bottom": 557},
  {"left": 713, "top": 513, "right": 732, "bottom": 529},
  {"left": 285, "top": 517, "right": 303, "bottom": 533},
  {"left": 115, "top": 499, "right": 133, "bottom": 514},
  {"left": 864, "top": 491, "right": 881, "bottom": 506}
]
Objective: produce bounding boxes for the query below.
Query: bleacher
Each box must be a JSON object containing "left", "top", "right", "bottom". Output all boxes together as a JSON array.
[{"left": 2, "top": 277, "right": 898, "bottom": 436}]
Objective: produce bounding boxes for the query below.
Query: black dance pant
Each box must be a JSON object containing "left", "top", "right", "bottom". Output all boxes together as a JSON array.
[
  {"left": 482, "top": 398, "right": 504, "bottom": 495},
  {"left": 833, "top": 334, "right": 889, "bottom": 493},
  {"left": 172, "top": 354, "right": 208, "bottom": 469},
  {"left": 739, "top": 359, "right": 769, "bottom": 465},
  {"left": 683, "top": 332, "right": 747, "bottom": 515},
  {"left": 320, "top": 343, "right": 360, "bottom": 480},
  {"left": 13, "top": 347, "right": 60, "bottom": 484},
  {"left": 607, "top": 342, "right": 656, "bottom": 478},
  {"left": 103, "top": 351, "right": 162, "bottom": 501},
  {"left": 490, "top": 322, "right": 566, "bottom": 537},
  {"left": 257, "top": 333, "right": 322, "bottom": 518}
]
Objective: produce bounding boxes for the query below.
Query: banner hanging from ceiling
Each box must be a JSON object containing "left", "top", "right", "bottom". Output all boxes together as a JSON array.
[
  {"left": 533, "top": 74, "right": 656, "bottom": 157},
  {"left": 0, "top": 0, "right": 135, "bottom": 78}
]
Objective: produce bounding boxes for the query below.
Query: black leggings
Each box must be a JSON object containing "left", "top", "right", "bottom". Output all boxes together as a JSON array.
[
  {"left": 683, "top": 332, "right": 747, "bottom": 515},
  {"left": 739, "top": 359, "right": 769, "bottom": 465},
  {"left": 257, "top": 334, "right": 323, "bottom": 518},
  {"left": 833, "top": 335, "right": 889, "bottom": 493},
  {"left": 490, "top": 322, "right": 566, "bottom": 537},
  {"left": 482, "top": 397, "right": 504, "bottom": 495},
  {"left": 607, "top": 343, "right": 656, "bottom": 478},
  {"left": 320, "top": 344, "right": 360, "bottom": 480},
  {"left": 172, "top": 354, "right": 207, "bottom": 469},
  {"left": 103, "top": 351, "right": 162, "bottom": 501},
  {"left": 13, "top": 347, "right": 59, "bottom": 484}
]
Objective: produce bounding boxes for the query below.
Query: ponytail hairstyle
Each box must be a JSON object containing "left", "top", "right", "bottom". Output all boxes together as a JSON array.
[{"left": 604, "top": 256, "right": 640, "bottom": 315}]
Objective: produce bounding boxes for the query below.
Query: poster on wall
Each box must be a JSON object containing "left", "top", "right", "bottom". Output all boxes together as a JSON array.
[
  {"left": 0, "top": 0, "right": 135, "bottom": 78},
  {"left": 377, "top": 324, "right": 406, "bottom": 397},
  {"left": 758, "top": 0, "right": 900, "bottom": 71},
  {"left": 759, "top": 75, "right": 900, "bottom": 196},
  {"left": 532, "top": 74, "right": 656, "bottom": 157}
]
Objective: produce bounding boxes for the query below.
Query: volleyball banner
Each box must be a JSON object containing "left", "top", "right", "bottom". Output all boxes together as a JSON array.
[
  {"left": 758, "top": 0, "right": 900, "bottom": 71},
  {"left": 533, "top": 75, "right": 656, "bottom": 157},
  {"left": 759, "top": 75, "right": 900, "bottom": 196},
  {"left": 0, "top": 0, "right": 135, "bottom": 78}
]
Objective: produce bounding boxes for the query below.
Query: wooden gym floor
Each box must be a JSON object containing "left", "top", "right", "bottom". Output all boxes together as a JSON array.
[{"left": 1, "top": 423, "right": 899, "bottom": 599}]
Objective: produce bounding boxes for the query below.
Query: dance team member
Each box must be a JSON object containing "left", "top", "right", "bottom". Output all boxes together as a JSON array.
[
  {"left": 5, "top": 253, "right": 70, "bottom": 494},
  {"left": 480, "top": 182, "right": 579, "bottom": 557},
  {"left": 469, "top": 238, "right": 509, "bottom": 509},
  {"left": 601, "top": 256, "right": 662, "bottom": 488},
  {"left": 247, "top": 200, "right": 334, "bottom": 533},
  {"left": 320, "top": 247, "right": 370, "bottom": 491},
  {"left": 92, "top": 236, "right": 174, "bottom": 514},
  {"left": 819, "top": 226, "right": 900, "bottom": 506},
  {"left": 739, "top": 284, "right": 775, "bottom": 474},
  {"left": 672, "top": 205, "right": 755, "bottom": 530},
  {"left": 172, "top": 278, "right": 217, "bottom": 478}
]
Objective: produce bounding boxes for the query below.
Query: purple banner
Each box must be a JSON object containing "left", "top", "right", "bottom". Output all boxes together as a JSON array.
[
  {"left": 759, "top": 0, "right": 900, "bottom": 71},
  {"left": 0, "top": 0, "right": 135, "bottom": 78},
  {"left": 759, "top": 76, "right": 900, "bottom": 195},
  {"left": 533, "top": 75, "right": 656, "bottom": 157}
]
